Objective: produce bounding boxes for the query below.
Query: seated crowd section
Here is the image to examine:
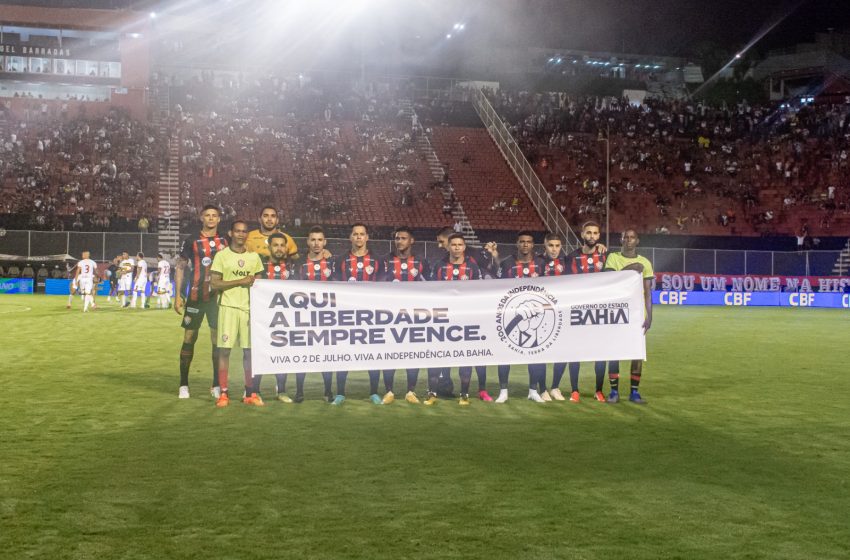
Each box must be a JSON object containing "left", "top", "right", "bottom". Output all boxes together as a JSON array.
[{"left": 1, "top": 74, "right": 849, "bottom": 243}]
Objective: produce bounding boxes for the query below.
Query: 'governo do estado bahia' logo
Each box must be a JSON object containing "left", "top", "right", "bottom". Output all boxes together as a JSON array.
[{"left": 495, "top": 285, "right": 563, "bottom": 356}]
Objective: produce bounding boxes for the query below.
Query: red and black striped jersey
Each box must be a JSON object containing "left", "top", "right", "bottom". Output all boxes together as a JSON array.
[
  {"left": 381, "top": 254, "right": 428, "bottom": 282},
  {"left": 539, "top": 255, "right": 569, "bottom": 277},
  {"left": 179, "top": 232, "right": 228, "bottom": 302},
  {"left": 258, "top": 258, "right": 293, "bottom": 280},
  {"left": 332, "top": 252, "right": 383, "bottom": 282},
  {"left": 298, "top": 258, "right": 334, "bottom": 281},
  {"left": 565, "top": 247, "right": 607, "bottom": 274},
  {"left": 431, "top": 257, "right": 483, "bottom": 281},
  {"left": 499, "top": 256, "right": 546, "bottom": 278}
]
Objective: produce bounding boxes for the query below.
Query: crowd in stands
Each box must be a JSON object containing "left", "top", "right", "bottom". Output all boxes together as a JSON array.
[
  {"left": 490, "top": 90, "right": 850, "bottom": 237},
  {"left": 0, "top": 103, "right": 165, "bottom": 231}
]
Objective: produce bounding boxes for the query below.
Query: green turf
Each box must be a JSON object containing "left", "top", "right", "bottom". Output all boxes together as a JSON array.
[{"left": 1, "top": 295, "right": 848, "bottom": 559}]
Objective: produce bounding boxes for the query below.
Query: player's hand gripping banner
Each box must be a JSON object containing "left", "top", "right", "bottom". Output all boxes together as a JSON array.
[{"left": 250, "top": 271, "right": 646, "bottom": 374}]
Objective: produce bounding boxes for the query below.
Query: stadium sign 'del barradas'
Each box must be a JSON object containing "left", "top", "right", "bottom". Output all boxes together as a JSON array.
[{"left": 250, "top": 272, "right": 646, "bottom": 375}]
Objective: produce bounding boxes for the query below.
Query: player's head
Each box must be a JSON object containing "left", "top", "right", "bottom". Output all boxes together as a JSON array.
[
  {"left": 137, "top": 252, "right": 144, "bottom": 259},
  {"left": 436, "top": 226, "right": 453, "bottom": 250},
  {"left": 268, "top": 232, "right": 288, "bottom": 262},
  {"left": 81, "top": 250, "right": 90, "bottom": 259},
  {"left": 122, "top": 251, "right": 128, "bottom": 259},
  {"left": 259, "top": 206, "right": 279, "bottom": 232},
  {"left": 516, "top": 230, "right": 535, "bottom": 257},
  {"left": 581, "top": 221, "right": 601, "bottom": 248},
  {"left": 306, "top": 226, "right": 326, "bottom": 256},
  {"left": 447, "top": 233, "right": 466, "bottom": 260},
  {"left": 157, "top": 253, "right": 163, "bottom": 260},
  {"left": 200, "top": 205, "right": 221, "bottom": 230},
  {"left": 543, "top": 232, "right": 563, "bottom": 259},
  {"left": 350, "top": 223, "right": 369, "bottom": 250},
  {"left": 621, "top": 228, "right": 640, "bottom": 251},
  {"left": 393, "top": 226, "right": 414, "bottom": 254},
  {"left": 230, "top": 219, "right": 250, "bottom": 247}
]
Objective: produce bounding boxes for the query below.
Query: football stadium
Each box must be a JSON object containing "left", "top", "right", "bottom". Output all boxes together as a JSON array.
[{"left": 1, "top": 0, "right": 849, "bottom": 558}]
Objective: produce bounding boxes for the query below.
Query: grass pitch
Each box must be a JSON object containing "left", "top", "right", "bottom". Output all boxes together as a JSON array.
[{"left": 1, "top": 295, "right": 848, "bottom": 559}]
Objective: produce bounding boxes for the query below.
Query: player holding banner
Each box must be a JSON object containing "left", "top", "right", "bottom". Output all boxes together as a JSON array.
[
  {"left": 538, "top": 232, "right": 569, "bottom": 400},
  {"left": 428, "top": 233, "right": 484, "bottom": 406},
  {"left": 379, "top": 226, "right": 429, "bottom": 404},
  {"left": 258, "top": 233, "right": 306, "bottom": 403},
  {"left": 296, "top": 226, "right": 336, "bottom": 402},
  {"left": 331, "top": 223, "right": 385, "bottom": 406},
  {"left": 604, "top": 229, "right": 653, "bottom": 405},
  {"left": 210, "top": 220, "right": 264, "bottom": 407}
]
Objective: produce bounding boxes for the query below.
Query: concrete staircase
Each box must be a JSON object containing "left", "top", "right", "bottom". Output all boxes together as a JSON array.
[
  {"left": 831, "top": 239, "right": 850, "bottom": 275},
  {"left": 152, "top": 85, "right": 181, "bottom": 256},
  {"left": 400, "top": 99, "right": 480, "bottom": 245}
]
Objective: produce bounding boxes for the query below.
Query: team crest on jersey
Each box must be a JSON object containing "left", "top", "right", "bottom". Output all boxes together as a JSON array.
[
  {"left": 495, "top": 285, "right": 563, "bottom": 355},
  {"left": 221, "top": 334, "right": 229, "bottom": 342},
  {"left": 322, "top": 268, "right": 332, "bottom": 278},
  {"left": 183, "top": 316, "right": 192, "bottom": 325},
  {"left": 365, "top": 265, "right": 374, "bottom": 275},
  {"left": 410, "top": 268, "right": 418, "bottom": 277},
  {"left": 238, "top": 259, "right": 245, "bottom": 267},
  {"left": 283, "top": 270, "right": 291, "bottom": 279},
  {"left": 202, "top": 257, "right": 212, "bottom": 266}
]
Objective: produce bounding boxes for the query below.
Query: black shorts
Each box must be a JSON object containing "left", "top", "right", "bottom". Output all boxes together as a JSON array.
[{"left": 181, "top": 300, "right": 219, "bottom": 331}]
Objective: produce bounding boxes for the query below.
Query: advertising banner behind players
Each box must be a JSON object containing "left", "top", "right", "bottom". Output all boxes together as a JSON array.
[{"left": 251, "top": 272, "right": 646, "bottom": 374}]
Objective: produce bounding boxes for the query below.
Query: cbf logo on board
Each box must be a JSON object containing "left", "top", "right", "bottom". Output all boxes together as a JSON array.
[{"left": 495, "top": 285, "right": 563, "bottom": 355}]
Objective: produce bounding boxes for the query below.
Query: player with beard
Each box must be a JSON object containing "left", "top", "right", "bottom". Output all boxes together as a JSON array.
[
  {"left": 379, "top": 226, "right": 429, "bottom": 404},
  {"left": 331, "top": 223, "right": 385, "bottom": 406},
  {"left": 435, "top": 227, "right": 498, "bottom": 401},
  {"left": 495, "top": 231, "right": 549, "bottom": 403},
  {"left": 563, "top": 221, "right": 609, "bottom": 403},
  {"left": 246, "top": 206, "right": 299, "bottom": 261},
  {"left": 604, "top": 229, "right": 652, "bottom": 405},
  {"left": 257, "top": 233, "right": 306, "bottom": 403},
  {"left": 175, "top": 205, "right": 228, "bottom": 400},
  {"left": 296, "top": 226, "right": 337, "bottom": 402},
  {"left": 427, "top": 233, "right": 484, "bottom": 406}
]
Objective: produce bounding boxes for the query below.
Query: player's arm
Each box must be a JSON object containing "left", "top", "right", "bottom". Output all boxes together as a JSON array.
[
  {"left": 285, "top": 235, "right": 301, "bottom": 262},
  {"left": 210, "top": 270, "right": 254, "bottom": 291},
  {"left": 643, "top": 277, "right": 653, "bottom": 333},
  {"left": 174, "top": 256, "right": 188, "bottom": 314}
]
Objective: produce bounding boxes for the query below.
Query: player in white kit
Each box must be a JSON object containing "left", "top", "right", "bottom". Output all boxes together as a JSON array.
[
  {"left": 118, "top": 251, "right": 135, "bottom": 307},
  {"left": 131, "top": 252, "right": 148, "bottom": 309},
  {"left": 155, "top": 254, "right": 172, "bottom": 309},
  {"left": 74, "top": 251, "right": 99, "bottom": 312}
]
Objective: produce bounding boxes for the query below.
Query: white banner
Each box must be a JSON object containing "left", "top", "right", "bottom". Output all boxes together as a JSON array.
[{"left": 249, "top": 272, "right": 646, "bottom": 375}]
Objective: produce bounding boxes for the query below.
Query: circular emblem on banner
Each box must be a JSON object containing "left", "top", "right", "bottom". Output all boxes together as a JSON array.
[
  {"left": 401, "top": 263, "right": 408, "bottom": 270},
  {"left": 365, "top": 265, "right": 374, "bottom": 275},
  {"left": 452, "top": 268, "right": 459, "bottom": 276},
  {"left": 322, "top": 268, "right": 332, "bottom": 277},
  {"left": 201, "top": 257, "right": 212, "bottom": 266},
  {"left": 522, "top": 267, "right": 530, "bottom": 275},
  {"left": 314, "top": 264, "right": 321, "bottom": 271},
  {"left": 274, "top": 265, "right": 281, "bottom": 272},
  {"left": 495, "top": 286, "right": 563, "bottom": 355},
  {"left": 356, "top": 262, "right": 364, "bottom": 269}
]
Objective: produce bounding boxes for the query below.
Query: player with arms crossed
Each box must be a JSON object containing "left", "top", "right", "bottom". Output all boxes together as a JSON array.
[
  {"left": 379, "top": 226, "right": 429, "bottom": 404},
  {"left": 210, "top": 220, "right": 264, "bottom": 407},
  {"left": 331, "top": 223, "right": 385, "bottom": 405},
  {"left": 258, "top": 233, "right": 306, "bottom": 403},
  {"left": 428, "top": 233, "right": 484, "bottom": 406},
  {"left": 175, "top": 205, "right": 229, "bottom": 400},
  {"left": 296, "top": 226, "right": 336, "bottom": 402},
  {"left": 604, "top": 229, "right": 653, "bottom": 404},
  {"left": 563, "top": 221, "right": 609, "bottom": 403},
  {"left": 74, "top": 250, "right": 99, "bottom": 312}
]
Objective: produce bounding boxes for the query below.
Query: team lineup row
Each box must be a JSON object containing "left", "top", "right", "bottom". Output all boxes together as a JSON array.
[{"left": 74, "top": 204, "right": 655, "bottom": 407}]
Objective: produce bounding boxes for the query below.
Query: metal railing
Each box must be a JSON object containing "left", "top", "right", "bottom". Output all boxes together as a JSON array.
[{"left": 468, "top": 87, "right": 580, "bottom": 251}]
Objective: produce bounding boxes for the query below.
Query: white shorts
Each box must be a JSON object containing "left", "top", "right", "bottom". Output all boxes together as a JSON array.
[
  {"left": 118, "top": 275, "right": 132, "bottom": 291},
  {"left": 78, "top": 278, "right": 94, "bottom": 295},
  {"left": 156, "top": 278, "right": 171, "bottom": 294},
  {"left": 134, "top": 279, "right": 148, "bottom": 292}
]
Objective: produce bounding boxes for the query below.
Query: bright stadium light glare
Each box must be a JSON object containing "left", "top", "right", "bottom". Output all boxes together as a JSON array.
[
  {"left": 149, "top": 11, "right": 156, "bottom": 19},
  {"left": 446, "top": 33, "right": 452, "bottom": 39}
]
